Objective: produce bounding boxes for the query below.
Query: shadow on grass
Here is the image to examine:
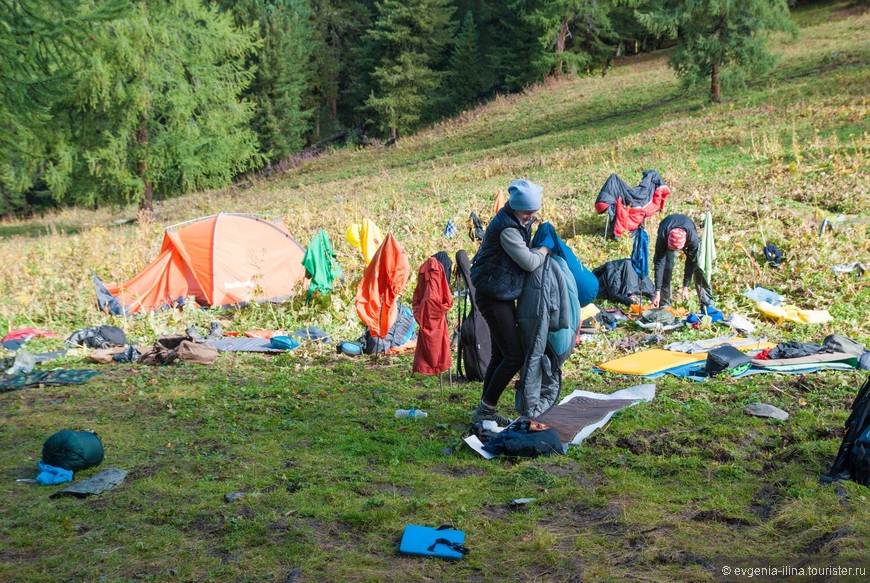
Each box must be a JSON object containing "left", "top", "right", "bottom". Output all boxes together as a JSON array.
[{"left": 0, "top": 224, "right": 81, "bottom": 238}]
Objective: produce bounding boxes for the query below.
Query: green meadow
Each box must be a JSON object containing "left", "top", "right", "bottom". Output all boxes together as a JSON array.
[{"left": 1, "top": 2, "right": 868, "bottom": 581}]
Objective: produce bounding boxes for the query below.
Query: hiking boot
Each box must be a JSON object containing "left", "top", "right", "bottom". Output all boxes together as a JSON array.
[
  {"left": 185, "top": 325, "right": 202, "bottom": 342},
  {"left": 206, "top": 321, "right": 223, "bottom": 340},
  {"left": 471, "top": 401, "right": 511, "bottom": 427}
]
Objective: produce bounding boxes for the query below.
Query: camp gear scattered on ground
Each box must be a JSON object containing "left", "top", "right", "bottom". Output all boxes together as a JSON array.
[
  {"left": 399, "top": 525, "right": 468, "bottom": 560},
  {"left": 302, "top": 229, "right": 343, "bottom": 299},
  {"left": 724, "top": 313, "right": 755, "bottom": 334},
  {"left": 454, "top": 249, "right": 491, "bottom": 381},
  {"left": 5, "top": 349, "right": 36, "bottom": 374},
  {"left": 270, "top": 336, "right": 300, "bottom": 350},
  {"left": 755, "top": 301, "right": 832, "bottom": 325},
  {"left": 209, "top": 337, "right": 286, "bottom": 353},
  {"left": 2, "top": 328, "right": 58, "bottom": 350},
  {"left": 744, "top": 403, "right": 789, "bottom": 421},
  {"left": 35, "top": 461, "right": 74, "bottom": 485},
  {"left": 594, "top": 170, "right": 669, "bottom": 238},
  {"left": 1, "top": 349, "right": 66, "bottom": 371},
  {"left": 291, "top": 327, "right": 329, "bottom": 342},
  {"left": 482, "top": 425, "right": 563, "bottom": 457},
  {"left": 362, "top": 302, "right": 417, "bottom": 354},
  {"left": 94, "top": 213, "right": 306, "bottom": 315},
  {"left": 336, "top": 341, "right": 363, "bottom": 356},
  {"left": 88, "top": 346, "right": 129, "bottom": 363},
  {"left": 140, "top": 335, "right": 218, "bottom": 365},
  {"left": 443, "top": 219, "right": 458, "bottom": 238},
  {"left": 631, "top": 224, "right": 649, "bottom": 280},
  {"left": 823, "top": 376, "right": 870, "bottom": 488},
  {"left": 698, "top": 212, "right": 716, "bottom": 283},
  {"left": 821, "top": 334, "right": 866, "bottom": 357},
  {"left": 600, "top": 349, "right": 707, "bottom": 376},
  {"left": 664, "top": 335, "right": 766, "bottom": 354},
  {"left": 537, "top": 384, "right": 656, "bottom": 446},
  {"left": 412, "top": 257, "right": 453, "bottom": 375},
  {"left": 1, "top": 369, "right": 102, "bottom": 392},
  {"left": 743, "top": 286, "right": 784, "bottom": 306},
  {"left": 704, "top": 345, "right": 752, "bottom": 376},
  {"left": 42, "top": 430, "right": 104, "bottom": 472},
  {"left": 831, "top": 261, "right": 865, "bottom": 279},
  {"left": 66, "top": 325, "right": 127, "bottom": 349},
  {"left": 593, "top": 258, "right": 655, "bottom": 306},
  {"left": 467, "top": 212, "right": 485, "bottom": 242},
  {"left": 50, "top": 468, "right": 127, "bottom": 499},
  {"left": 763, "top": 244, "right": 783, "bottom": 268}
]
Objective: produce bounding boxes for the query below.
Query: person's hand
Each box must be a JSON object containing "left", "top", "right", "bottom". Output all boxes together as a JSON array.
[
  {"left": 536, "top": 246, "right": 550, "bottom": 256},
  {"left": 680, "top": 286, "right": 690, "bottom": 302},
  {"left": 652, "top": 291, "right": 661, "bottom": 308}
]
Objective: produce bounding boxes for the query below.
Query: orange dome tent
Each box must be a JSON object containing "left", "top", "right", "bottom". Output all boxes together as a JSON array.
[{"left": 94, "top": 213, "right": 306, "bottom": 315}]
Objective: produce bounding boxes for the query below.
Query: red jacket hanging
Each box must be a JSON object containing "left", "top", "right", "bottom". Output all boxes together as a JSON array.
[{"left": 412, "top": 257, "right": 454, "bottom": 375}]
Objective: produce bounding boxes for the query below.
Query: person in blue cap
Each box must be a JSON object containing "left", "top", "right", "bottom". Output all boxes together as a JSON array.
[{"left": 469, "top": 179, "right": 551, "bottom": 425}]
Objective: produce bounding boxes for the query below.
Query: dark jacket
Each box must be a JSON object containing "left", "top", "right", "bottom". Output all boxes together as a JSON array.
[
  {"left": 515, "top": 256, "right": 577, "bottom": 418},
  {"left": 471, "top": 203, "right": 532, "bottom": 301},
  {"left": 653, "top": 214, "right": 700, "bottom": 289}
]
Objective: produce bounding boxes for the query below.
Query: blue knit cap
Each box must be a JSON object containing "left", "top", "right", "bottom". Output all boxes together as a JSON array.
[{"left": 507, "top": 179, "right": 543, "bottom": 211}]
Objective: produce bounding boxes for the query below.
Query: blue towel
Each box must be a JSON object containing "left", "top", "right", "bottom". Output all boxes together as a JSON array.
[{"left": 36, "top": 461, "right": 73, "bottom": 485}]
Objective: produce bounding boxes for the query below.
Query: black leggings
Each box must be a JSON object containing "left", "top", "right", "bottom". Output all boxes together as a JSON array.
[{"left": 477, "top": 294, "right": 525, "bottom": 406}]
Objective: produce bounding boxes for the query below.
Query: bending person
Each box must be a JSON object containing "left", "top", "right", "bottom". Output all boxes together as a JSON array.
[
  {"left": 652, "top": 213, "right": 713, "bottom": 310},
  {"left": 470, "top": 179, "right": 550, "bottom": 425}
]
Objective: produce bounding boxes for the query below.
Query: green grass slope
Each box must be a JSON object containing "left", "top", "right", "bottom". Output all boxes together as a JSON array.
[{"left": 1, "top": 2, "right": 869, "bottom": 581}]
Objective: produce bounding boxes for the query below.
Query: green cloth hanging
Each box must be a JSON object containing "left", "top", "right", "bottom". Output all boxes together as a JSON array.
[
  {"left": 698, "top": 212, "right": 716, "bottom": 284},
  {"left": 302, "top": 229, "right": 343, "bottom": 298}
]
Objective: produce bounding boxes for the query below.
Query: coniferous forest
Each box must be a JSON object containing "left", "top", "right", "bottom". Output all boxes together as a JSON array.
[{"left": 1, "top": 0, "right": 817, "bottom": 216}]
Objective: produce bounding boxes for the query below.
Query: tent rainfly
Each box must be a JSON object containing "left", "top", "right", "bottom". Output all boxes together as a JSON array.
[{"left": 94, "top": 213, "right": 306, "bottom": 315}]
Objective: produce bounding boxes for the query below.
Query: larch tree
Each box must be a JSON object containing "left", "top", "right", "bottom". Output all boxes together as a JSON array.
[
  {"left": 58, "top": 0, "right": 262, "bottom": 211},
  {"left": 635, "top": 0, "right": 797, "bottom": 103},
  {"left": 361, "top": 0, "right": 455, "bottom": 139},
  {"left": 0, "top": 0, "right": 126, "bottom": 215}
]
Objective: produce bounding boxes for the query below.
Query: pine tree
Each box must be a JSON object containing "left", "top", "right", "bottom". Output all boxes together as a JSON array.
[
  {"left": 635, "top": 0, "right": 797, "bottom": 102},
  {"left": 360, "top": 0, "right": 456, "bottom": 138},
  {"left": 530, "top": 0, "right": 617, "bottom": 77},
  {"left": 309, "top": 0, "right": 374, "bottom": 138},
  {"left": 445, "top": 11, "right": 485, "bottom": 111},
  {"left": 216, "top": 0, "right": 318, "bottom": 161}
]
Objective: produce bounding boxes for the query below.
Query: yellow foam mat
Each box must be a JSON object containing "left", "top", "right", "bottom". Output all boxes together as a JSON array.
[
  {"left": 598, "top": 341, "right": 777, "bottom": 376},
  {"left": 599, "top": 349, "right": 707, "bottom": 375}
]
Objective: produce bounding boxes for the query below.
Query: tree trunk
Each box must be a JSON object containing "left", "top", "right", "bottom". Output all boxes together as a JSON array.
[
  {"left": 552, "top": 18, "right": 569, "bottom": 77},
  {"left": 710, "top": 60, "right": 721, "bottom": 103},
  {"left": 137, "top": 112, "right": 153, "bottom": 212}
]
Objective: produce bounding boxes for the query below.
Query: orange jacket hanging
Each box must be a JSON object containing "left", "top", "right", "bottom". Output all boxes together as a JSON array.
[{"left": 355, "top": 232, "right": 410, "bottom": 338}]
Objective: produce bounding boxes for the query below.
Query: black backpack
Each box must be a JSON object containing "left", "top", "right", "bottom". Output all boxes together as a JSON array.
[
  {"left": 823, "top": 375, "right": 870, "bottom": 487},
  {"left": 454, "top": 250, "right": 490, "bottom": 381}
]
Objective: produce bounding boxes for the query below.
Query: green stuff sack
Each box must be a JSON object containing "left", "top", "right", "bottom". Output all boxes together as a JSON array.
[{"left": 42, "top": 430, "right": 104, "bottom": 471}]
